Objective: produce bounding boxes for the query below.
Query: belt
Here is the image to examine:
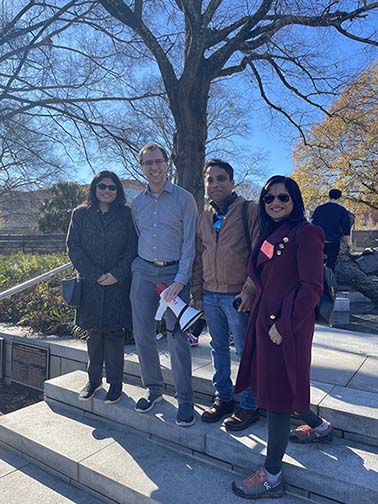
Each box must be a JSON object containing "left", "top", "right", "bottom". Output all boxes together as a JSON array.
[{"left": 140, "top": 258, "right": 179, "bottom": 267}]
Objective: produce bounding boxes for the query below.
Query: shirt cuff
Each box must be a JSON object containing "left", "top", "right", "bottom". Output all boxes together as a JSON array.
[{"left": 174, "top": 273, "right": 188, "bottom": 286}]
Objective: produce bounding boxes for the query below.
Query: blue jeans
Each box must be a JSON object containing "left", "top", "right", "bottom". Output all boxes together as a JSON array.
[{"left": 203, "top": 291, "right": 256, "bottom": 410}]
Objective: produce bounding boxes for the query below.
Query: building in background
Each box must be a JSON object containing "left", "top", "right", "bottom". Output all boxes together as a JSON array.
[{"left": 0, "top": 179, "right": 144, "bottom": 235}]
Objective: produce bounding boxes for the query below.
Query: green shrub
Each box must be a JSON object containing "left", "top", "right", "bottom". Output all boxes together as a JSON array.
[{"left": 0, "top": 252, "right": 76, "bottom": 335}]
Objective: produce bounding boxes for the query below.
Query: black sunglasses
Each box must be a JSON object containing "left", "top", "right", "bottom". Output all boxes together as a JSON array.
[
  {"left": 97, "top": 183, "right": 117, "bottom": 191},
  {"left": 263, "top": 193, "right": 290, "bottom": 204}
]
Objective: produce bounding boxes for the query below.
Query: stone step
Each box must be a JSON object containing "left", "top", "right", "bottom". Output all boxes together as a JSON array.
[
  {"left": 46, "top": 370, "right": 378, "bottom": 448},
  {"left": 0, "top": 446, "right": 103, "bottom": 503},
  {"left": 0, "top": 402, "right": 308, "bottom": 504},
  {"left": 41, "top": 371, "right": 378, "bottom": 504}
]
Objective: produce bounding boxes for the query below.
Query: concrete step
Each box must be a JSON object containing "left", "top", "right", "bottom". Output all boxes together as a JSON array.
[
  {"left": 0, "top": 402, "right": 308, "bottom": 504},
  {"left": 46, "top": 370, "right": 378, "bottom": 448},
  {"left": 0, "top": 446, "right": 103, "bottom": 503},
  {"left": 40, "top": 371, "right": 378, "bottom": 504}
]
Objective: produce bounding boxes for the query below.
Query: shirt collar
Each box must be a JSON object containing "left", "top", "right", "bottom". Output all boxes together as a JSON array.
[
  {"left": 209, "top": 192, "right": 238, "bottom": 215},
  {"left": 144, "top": 178, "right": 173, "bottom": 195}
]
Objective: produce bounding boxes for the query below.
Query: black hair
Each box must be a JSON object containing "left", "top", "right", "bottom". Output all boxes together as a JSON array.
[
  {"left": 204, "top": 159, "right": 234, "bottom": 181},
  {"left": 259, "top": 175, "right": 306, "bottom": 238},
  {"left": 85, "top": 170, "right": 126, "bottom": 208},
  {"left": 329, "top": 188, "right": 342, "bottom": 200}
]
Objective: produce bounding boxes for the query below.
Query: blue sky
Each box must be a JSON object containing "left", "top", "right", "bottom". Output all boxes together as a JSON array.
[
  {"left": 71, "top": 7, "right": 378, "bottom": 187},
  {"left": 230, "top": 21, "right": 378, "bottom": 182}
]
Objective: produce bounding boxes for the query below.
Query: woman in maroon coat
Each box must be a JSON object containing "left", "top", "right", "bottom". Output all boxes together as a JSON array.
[{"left": 232, "top": 176, "right": 334, "bottom": 500}]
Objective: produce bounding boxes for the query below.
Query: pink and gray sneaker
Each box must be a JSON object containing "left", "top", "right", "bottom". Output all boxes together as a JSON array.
[
  {"left": 290, "top": 422, "right": 334, "bottom": 444},
  {"left": 186, "top": 332, "right": 199, "bottom": 347}
]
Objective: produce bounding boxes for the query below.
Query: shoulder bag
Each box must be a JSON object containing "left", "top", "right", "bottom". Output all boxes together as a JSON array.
[{"left": 61, "top": 274, "right": 82, "bottom": 307}]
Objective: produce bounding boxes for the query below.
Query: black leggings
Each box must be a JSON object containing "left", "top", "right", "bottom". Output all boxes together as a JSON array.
[{"left": 265, "top": 409, "right": 322, "bottom": 475}]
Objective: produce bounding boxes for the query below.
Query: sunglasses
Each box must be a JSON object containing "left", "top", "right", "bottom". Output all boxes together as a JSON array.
[
  {"left": 97, "top": 183, "right": 117, "bottom": 191},
  {"left": 263, "top": 193, "right": 290, "bottom": 204}
]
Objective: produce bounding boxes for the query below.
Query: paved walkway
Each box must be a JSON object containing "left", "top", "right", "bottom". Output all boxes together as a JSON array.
[{"left": 152, "top": 324, "right": 378, "bottom": 396}]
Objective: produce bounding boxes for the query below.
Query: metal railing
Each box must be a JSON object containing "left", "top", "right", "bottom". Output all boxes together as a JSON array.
[{"left": 0, "top": 262, "right": 72, "bottom": 301}]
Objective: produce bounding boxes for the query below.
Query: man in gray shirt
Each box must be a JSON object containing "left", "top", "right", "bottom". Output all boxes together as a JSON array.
[{"left": 130, "top": 142, "right": 198, "bottom": 426}]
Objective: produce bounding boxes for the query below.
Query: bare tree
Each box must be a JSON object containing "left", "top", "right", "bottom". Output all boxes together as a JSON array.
[{"left": 1, "top": 1, "right": 378, "bottom": 208}]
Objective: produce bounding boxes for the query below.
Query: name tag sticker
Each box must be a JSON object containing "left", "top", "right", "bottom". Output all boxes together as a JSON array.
[{"left": 261, "top": 240, "right": 274, "bottom": 259}]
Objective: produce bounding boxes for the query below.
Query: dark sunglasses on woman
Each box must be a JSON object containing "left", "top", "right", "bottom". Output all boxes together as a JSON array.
[
  {"left": 263, "top": 194, "right": 290, "bottom": 204},
  {"left": 97, "top": 183, "right": 117, "bottom": 191}
]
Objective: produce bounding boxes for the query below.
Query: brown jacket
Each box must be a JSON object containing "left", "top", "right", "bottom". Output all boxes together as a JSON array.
[{"left": 191, "top": 196, "right": 260, "bottom": 302}]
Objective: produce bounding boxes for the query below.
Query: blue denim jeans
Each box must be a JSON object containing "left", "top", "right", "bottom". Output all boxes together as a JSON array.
[{"left": 203, "top": 291, "right": 256, "bottom": 410}]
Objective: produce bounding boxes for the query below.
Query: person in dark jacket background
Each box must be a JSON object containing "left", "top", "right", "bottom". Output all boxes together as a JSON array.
[
  {"left": 67, "top": 170, "right": 138, "bottom": 404},
  {"left": 232, "top": 176, "right": 333, "bottom": 500},
  {"left": 311, "top": 189, "right": 351, "bottom": 271}
]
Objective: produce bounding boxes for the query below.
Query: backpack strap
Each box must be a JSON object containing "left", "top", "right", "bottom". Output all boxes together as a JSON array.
[
  {"left": 242, "top": 200, "right": 252, "bottom": 252},
  {"left": 294, "top": 221, "right": 308, "bottom": 252}
]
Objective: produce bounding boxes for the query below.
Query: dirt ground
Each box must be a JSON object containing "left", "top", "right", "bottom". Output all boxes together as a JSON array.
[
  {"left": 0, "top": 380, "right": 43, "bottom": 416},
  {"left": 1, "top": 303, "right": 377, "bottom": 417}
]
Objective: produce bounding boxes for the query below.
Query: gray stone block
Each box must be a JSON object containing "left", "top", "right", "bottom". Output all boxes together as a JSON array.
[
  {"left": 334, "top": 296, "right": 350, "bottom": 312},
  {"left": 309, "top": 381, "right": 335, "bottom": 411},
  {"left": 310, "top": 347, "right": 366, "bottom": 386},
  {"left": 49, "top": 339, "right": 87, "bottom": 361},
  {"left": 313, "top": 325, "right": 378, "bottom": 358},
  {"left": 79, "top": 427, "right": 306, "bottom": 504},
  {"left": 0, "top": 446, "right": 28, "bottom": 477},
  {"left": 347, "top": 357, "right": 378, "bottom": 394},
  {"left": 319, "top": 385, "right": 378, "bottom": 439},
  {"left": 92, "top": 381, "right": 210, "bottom": 452},
  {"left": 44, "top": 370, "right": 93, "bottom": 413},
  {"left": 49, "top": 355, "right": 61, "bottom": 379},
  {"left": 45, "top": 371, "right": 211, "bottom": 452},
  {"left": 0, "top": 461, "right": 103, "bottom": 503},
  {"left": 206, "top": 420, "right": 378, "bottom": 504},
  {"left": 0, "top": 402, "right": 113, "bottom": 480},
  {"left": 331, "top": 311, "right": 350, "bottom": 325},
  {"left": 60, "top": 358, "right": 86, "bottom": 376}
]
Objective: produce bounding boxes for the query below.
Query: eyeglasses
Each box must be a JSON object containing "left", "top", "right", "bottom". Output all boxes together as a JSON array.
[
  {"left": 213, "top": 214, "right": 224, "bottom": 231},
  {"left": 97, "top": 183, "right": 117, "bottom": 191},
  {"left": 141, "top": 159, "right": 166, "bottom": 167},
  {"left": 263, "top": 193, "right": 290, "bottom": 204}
]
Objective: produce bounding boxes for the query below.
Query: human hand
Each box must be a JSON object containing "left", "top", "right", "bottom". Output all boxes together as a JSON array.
[
  {"left": 194, "top": 299, "right": 203, "bottom": 312},
  {"left": 268, "top": 323, "right": 283, "bottom": 345},
  {"left": 163, "top": 282, "right": 184, "bottom": 303},
  {"left": 235, "top": 291, "right": 252, "bottom": 312},
  {"left": 97, "top": 273, "right": 118, "bottom": 286}
]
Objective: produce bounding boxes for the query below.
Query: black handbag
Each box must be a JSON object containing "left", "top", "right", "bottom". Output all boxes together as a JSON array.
[
  {"left": 295, "top": 223, "right": 337, "bottom": 326},
  {"left": 315, "top": 264, "right": 337, "bottom": 325},
  {"left": 61, "top": 274, "right": 82, "bottom": 307}
]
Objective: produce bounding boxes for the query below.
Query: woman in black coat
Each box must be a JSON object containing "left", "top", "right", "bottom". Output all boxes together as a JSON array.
[{"left": 66, "top": 171, "right": 137, "bottom": 404}]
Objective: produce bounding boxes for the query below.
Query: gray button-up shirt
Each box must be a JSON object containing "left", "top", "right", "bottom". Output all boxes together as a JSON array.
[{"left": 131, "top": 179, "right": 198, "bottom": 285}]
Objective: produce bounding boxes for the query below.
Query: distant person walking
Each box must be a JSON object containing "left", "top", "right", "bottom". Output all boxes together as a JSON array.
[{"left": 311, "top": 189, "right": 351, "bottom": 271}]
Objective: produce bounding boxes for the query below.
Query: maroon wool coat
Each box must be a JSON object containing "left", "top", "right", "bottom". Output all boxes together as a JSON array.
[{"left": 234, "top": 221, "right": 324, "bottom": 413}]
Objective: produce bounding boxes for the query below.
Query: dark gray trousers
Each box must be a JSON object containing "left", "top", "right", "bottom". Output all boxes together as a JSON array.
[
  {"left": 265, "top": 409, "right": 322, "bottom": 474},
  {"left": 130, "top": 257, "right": 193, "bottom": 405},
  {"left": 87, "top": 328, "right": 125, "bottom": 384}
]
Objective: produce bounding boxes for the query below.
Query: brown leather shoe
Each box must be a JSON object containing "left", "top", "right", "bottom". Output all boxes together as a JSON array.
[
  {"left": 201, "top": 398, "right": 234, "bottom": 423},
  {"left": 223, "top": 407, "right": 260, "bottom": 431}
]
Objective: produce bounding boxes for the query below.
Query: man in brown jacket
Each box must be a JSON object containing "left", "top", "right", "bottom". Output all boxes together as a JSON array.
[{"left": 191, "top": 159, "right": 260, "bottom": 431}]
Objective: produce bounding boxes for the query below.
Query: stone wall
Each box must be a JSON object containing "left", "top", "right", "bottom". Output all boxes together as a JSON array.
[
  {"left": 352, "top": 229, "right": 378, "bottom": 251},
  {"left": 0, "top": 234, "right": 66, "bottom": 255}
]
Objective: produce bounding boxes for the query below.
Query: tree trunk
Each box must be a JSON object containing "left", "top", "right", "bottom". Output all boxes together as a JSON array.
[{"left": 171, "top": 81, "right": 209, "bottom": 211}]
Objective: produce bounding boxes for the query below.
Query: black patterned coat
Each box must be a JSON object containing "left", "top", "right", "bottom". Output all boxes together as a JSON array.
[{"left": 66, "top": 204, "right": 138, "bottom": 330}]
